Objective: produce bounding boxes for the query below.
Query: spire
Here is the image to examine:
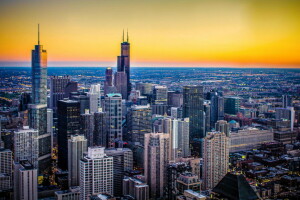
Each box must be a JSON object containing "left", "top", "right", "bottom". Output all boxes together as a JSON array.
[
  {"left": 122, "top": 29, "right": 124, "bottom": 42},
  {"left": 127, "top": 29, "right": 129, "bottom": 42},
  {"left": 38, "top": 24, "right": 40, "bottom": 45}
]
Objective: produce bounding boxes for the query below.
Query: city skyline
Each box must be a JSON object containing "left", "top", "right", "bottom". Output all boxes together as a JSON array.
[{"left": 1, "top": 0, "right": 300, "bottom": 68}]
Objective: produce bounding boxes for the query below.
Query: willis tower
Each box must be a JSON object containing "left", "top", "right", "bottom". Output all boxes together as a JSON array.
[{"left": 115, "top": 30, "right": 131, "bottom": 99}]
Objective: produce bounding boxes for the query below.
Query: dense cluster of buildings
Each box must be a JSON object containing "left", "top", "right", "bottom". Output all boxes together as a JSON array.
[{"left": 0, "top": 29, "right": 299, "bottom": 200}]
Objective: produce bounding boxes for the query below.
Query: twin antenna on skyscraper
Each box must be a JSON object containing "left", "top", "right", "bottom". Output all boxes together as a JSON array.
[{"left": 122, "top": 29, "right": 129, "bottom": 42}]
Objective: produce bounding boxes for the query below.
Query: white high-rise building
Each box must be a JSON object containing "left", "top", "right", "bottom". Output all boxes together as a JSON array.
[
  {"left": 80, "top": 147, "right": 113, "bottom": 199},
  {"left": 88, "top": 84, "right": 101, "bottom": 114},
  {"left": 14, "top": 160, "right": 38, "bottom": 200},
  {"left": 161, "top": 117, "right": 190, "bottom": 160},
  {"left": 14, "top": 126, "right": 39, "bottom": 168},
  {"left": 68, "top": 135, "right": 88, "bottom": 187},
  {"left": 144, "top": 133, "right": 169, "bottom": 199},
  {"left": 202, "top": 131, "right": 229, "bottom": 190},
  {"left": 104, "top": 93, "right": 122, "bottom": 148}
]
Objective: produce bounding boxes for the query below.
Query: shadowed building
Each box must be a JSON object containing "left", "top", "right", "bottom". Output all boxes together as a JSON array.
[
  {"left": 57, "top": 99, "right": 80, "bottom": 170},
  {"left": 49, "top": 76, "right": 71, "bottom": 114},
  {"left": 104, "top": 94, "right": 122, "bottom": 148},
  {"left": 104, "top": 67, "right": 117, "bottom": 95},
  {"left": 68, "top": 135, "right": 87, "bottom": 187},
  {"left": 202, "top": 132, "right": 229, "bottom": 190},
  {"left": 183, "top": 85, "right": 204, "bottom": 156},
  {"left": 116, "top": 30, "right": 131, "bottom": 98},
  {"left": 144, "top": 132, "right": 169, "bottom": 199},
  {"left": 212, "top": 173, "right": 259, "bottom": 200}
]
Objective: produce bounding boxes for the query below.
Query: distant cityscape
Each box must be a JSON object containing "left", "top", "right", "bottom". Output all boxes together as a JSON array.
[{"left": 0, "top": 29, "right": 300, "bottom": 200}]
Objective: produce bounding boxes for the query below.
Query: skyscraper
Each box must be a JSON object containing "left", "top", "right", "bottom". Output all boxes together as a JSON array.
[
  {"left": 88, "top": 84, "right": 101, "bottom": 114},
  {"left": 182, "top": 85, "right": 204, "bottom": 155},
  {"left": 224, "top": 96, "right": 241, "bottom": 115},
  {"left": 208, "top": 91, "right": 224, "bottom": 128},
  {"left": 282, "top": 95, "right": 292, "bottom": 108},
  {"left": 104, "top": 93, "right": 122, "bottom": 148},
  {"left": 114, "top": 71, "right": 128, "bottom": 99},
  {"left": 49, "top": 76, "right": 71, "bottom": 114},
  {"left": 80, "top": 110, "right": 94, "bottom": 147},
  {"left": 64, "top": 81, "right": 78, "bottom": 98},
  {"left": 202, "top": 131, "right": 229, "bottom": 190},
  {"left": 127, "top": 105, "right": 152, "bottom": 144},
  {"left": 144, "top": 132, "right": 170, "bottom": 198},
  {"left": 0, "top": 148, "right": 13, "bottom": 191},
  {"left": 71, "top": 94, "right": 90, "bottom": 114},
  {"left": 47, "top": 108, "right": 54, "bottom": 156},
  {"left": 215, "top": 120, "right": 230, "bottom": 137},
  {"left": 31, "top": 24, "right": 47, "bottom": 105},
  {"left": 14, "top": 160, "right": 38, "bottom": 200},
  {"left": 117, "top": 30, "right": 131, "bottom": 98},
  {"left": 57, "top": 99, "right": 80, "bottom": 170},
  {"left": 93, "top": 110, "right": 107, "bottom": 147},
  {"left": 167, "top": 91, "right": 183, "bottom": 108},
  {"left": 29, "top": 25, "right": 51, "bottom": 172},
  {"left": 80, "top": 147, "right": 113, "bottom": 199},
  {"left": 68, "top": 135, "right": 87, "bottom": 187},
  {"left": 104, "top": 67, "right": 116, "bottom": 95},
  {"left": 123, "top": 177, "right": 149, "bottom": 200},
  {"left": 14, "top": 126, "right": 39, "bottom": 168},
  {"left": 105, "top": 148, "right": 133, "bottom": 197},
  {"left": 161, "top": 117, "right": 190, "bottom": 160},
  {"left": 153, "top": 85, "right": 168, "bottom": 104}
]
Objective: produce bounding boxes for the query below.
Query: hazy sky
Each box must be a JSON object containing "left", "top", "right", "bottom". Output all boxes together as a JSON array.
[{"left": 0, "top": 0, "right": 299, "bottom": 67}]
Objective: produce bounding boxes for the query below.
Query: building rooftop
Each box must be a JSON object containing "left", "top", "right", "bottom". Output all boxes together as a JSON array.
[
  {"left": 106, "top": 93, "right": 122, "bottom": 97},
  {"left": 212, "top": 173, "right": 259, "bottom": 200}
]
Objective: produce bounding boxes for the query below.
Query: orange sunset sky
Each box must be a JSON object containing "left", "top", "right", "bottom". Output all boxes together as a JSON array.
[{"left": 0, "top": 0, "right": 300, "bottom": 68}]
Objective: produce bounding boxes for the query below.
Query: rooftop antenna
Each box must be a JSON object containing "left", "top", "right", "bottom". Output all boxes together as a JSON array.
[
  {"left": 127, "top": 29, "right": 129, "bottom": 42},
  {"left": 38, "top": 24, "right": 40, "bottom": 45},
  {"left": 122, "top": 29, "right": 124, "bottom": 42}
]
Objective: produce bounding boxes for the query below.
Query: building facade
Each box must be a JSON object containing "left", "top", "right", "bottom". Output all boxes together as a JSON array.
[
  {"left": 80, "top": 147, "right": 113, "bottom": 199},
  {"left": 202, "top": 132, "right": 229, "bottom": 190},
  {"left": 144, "top": 132, "right": 170, "bottom": 198},
  {"left": 104, "top": 94, "right": 122, "bottom": 148},
  {"left": 68, "top": 135, "right": 88, "bottom": 187},
  {"left": 57, "top": 99, "right": 81, "bottom": 170}
]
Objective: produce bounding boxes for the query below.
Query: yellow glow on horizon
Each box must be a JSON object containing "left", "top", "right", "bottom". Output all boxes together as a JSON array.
[{"left": 0, "top": 0, "right": 300, "bottom": 67}]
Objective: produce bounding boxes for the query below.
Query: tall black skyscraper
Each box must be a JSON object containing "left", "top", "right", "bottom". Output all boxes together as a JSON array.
[
  {"left": 93, "top": 111, "right": 107, "bottom": 147},
  {"left": 183, "top": 85, "right": 204, "bottom": 156},
  {"left": 208, "top": 90, "right": 224, "bottom": 128},
  {"left": 116, "top": 30, "right": 131, "bottom": 98},
  {"left": 28, "top": 25, "right": 51, "bottom": 172},
  {"left": 57, "top": 99, "right": 80, "bottom": 170}
]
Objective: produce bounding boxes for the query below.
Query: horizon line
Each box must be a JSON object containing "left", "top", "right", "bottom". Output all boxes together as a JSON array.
[
  {"left": 1, "top": 66, "right": 300, "bottom": 69},
  {"left": 1, "top": 61, "right": 300, "bottom": 69}
]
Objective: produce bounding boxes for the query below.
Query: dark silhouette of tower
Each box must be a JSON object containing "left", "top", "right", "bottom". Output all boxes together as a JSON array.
[
  {"left": 183, "top": 85, "right": 205, "bottom": 156},
  {"left": 57, "top": 99, "right": 80, "bottom": 170},
  {"left": 116, "top": 30, "right": 131, "bottom": 99}
]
